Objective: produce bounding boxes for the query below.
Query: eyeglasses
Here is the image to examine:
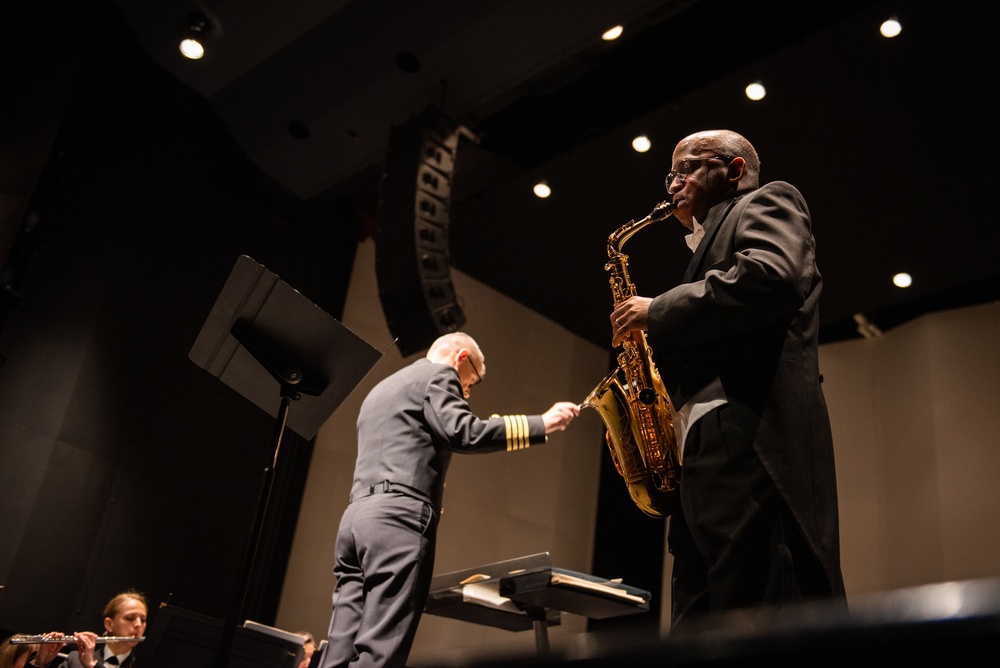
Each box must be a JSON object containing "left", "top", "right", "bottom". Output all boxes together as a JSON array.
[
  {"left": 666, "top": 155, "right": 731, "bottom": 188},
  {"left": 464, "top": 355, "right": 483, "bottom": 385}
]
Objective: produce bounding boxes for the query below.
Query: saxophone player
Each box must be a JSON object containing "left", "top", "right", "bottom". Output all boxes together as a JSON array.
[{"left": 611, "top": 130, "right": 845, "bottom": 629}]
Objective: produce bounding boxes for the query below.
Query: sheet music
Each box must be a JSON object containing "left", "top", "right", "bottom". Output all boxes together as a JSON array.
[
  {"left": 242, "top": 620, "right": 306, "bottom": 646},
  {"left": 461, "top": 580, "right": 522, "bottom": 614},
  {"left": 549, "top": 573, "right": 648, "bottom": 604}
]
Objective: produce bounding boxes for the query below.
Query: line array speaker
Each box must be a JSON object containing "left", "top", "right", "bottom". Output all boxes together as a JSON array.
[{"left": 375, "top": 107, "right": 475, "bottom": 357}]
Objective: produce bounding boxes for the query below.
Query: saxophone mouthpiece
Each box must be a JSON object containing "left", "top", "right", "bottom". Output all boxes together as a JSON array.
[{"left": 652, "top": 200, "right": 676, "bottom": 219}]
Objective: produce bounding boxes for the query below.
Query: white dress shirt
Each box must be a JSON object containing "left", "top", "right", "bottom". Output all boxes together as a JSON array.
[{"left": 673, "top": 217, "right": 728, "bottom": 455}]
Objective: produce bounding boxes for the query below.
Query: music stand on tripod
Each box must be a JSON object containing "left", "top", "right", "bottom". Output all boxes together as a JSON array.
[{"left": 189, "top": 255, "right": 382, "bottom": 668}]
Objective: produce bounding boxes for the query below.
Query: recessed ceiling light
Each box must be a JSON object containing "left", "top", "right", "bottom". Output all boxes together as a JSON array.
[
  {"left": 631, "top": 135, "right": 651, "bottom": 153},
  {"left": 745, "top": 82, "right": 766, "bottom": 101},
  {"left": 179, "top": 12, "right": 210, "bottom": 60},
  {"left": 179, "top": 38, "right": 205, "bottom": 60},
  {"left": 533, "top": 182, "right": 551, "bottom": 198},
  {"left": 602, "top": 25, "right": 623, "bottom": 41},
  {"left": 880, "top": 17, "right": 902, "bottom": 38},
  {"left": 892, "top": 272, "right": 913, "bottom": 288}
]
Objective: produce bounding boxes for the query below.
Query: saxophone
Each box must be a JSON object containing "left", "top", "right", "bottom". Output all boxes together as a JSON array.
[{"left": 582, "top": 200, "right": 682, "bottom": 518}]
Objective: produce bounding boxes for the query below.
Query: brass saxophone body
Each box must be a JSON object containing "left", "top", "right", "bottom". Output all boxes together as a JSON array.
[{"left": 582, "top": 200, "right": 682, "bottom": 518}]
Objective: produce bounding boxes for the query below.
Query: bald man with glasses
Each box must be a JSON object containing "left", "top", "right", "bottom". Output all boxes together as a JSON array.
[
  {"left": 611, "top": 130, "right": 846, "bottom": 629},
  {"left": 321, "top": 332, "right": 579, "bottom": 668}
]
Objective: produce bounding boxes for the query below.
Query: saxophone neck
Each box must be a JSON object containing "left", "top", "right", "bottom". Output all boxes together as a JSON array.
[{"left": 608, "top": 200, "right": 676, "bottom": 256}]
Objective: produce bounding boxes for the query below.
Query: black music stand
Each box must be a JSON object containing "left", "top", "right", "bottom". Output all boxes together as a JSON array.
[
  {"left": 189, "top": 255, "right": 382, "bottom": 668},
  {"left": 425, "top": 553, "right": 651, "bottom": 657}
]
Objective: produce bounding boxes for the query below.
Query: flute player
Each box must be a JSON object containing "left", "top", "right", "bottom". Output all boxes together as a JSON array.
[{"left": 27, "top": 591, "right": 147, "bottom": 668}]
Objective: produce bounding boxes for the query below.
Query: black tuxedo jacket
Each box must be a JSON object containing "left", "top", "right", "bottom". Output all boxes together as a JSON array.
[
  {"left": 648, "top": 180, "right": 843, "bottom": 594},
  {"left": 49, "top": 650, "right": 134, "bottom": 668}
]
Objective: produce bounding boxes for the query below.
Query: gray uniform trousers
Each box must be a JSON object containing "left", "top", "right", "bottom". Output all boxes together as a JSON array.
[{"left": 323, "top": 492, "right": 438, "bottom": 668}]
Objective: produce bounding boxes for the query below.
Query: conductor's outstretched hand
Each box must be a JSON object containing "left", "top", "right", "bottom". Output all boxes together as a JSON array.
[{"left": 542, "top": 402, "right": 581, "bottom": 434}]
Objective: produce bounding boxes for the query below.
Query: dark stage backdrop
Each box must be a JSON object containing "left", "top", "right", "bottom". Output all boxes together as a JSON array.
[
  {"left": 2, "top": 0, "right": 646, "bottom": 642},
  {"left": 0, "top": 0, "right": 363, "bottom": 634}
]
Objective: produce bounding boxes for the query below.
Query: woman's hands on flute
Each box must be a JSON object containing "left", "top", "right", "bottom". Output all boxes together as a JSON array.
[{"left": 29, "top": 632, "right": 98, "bottom": 667}]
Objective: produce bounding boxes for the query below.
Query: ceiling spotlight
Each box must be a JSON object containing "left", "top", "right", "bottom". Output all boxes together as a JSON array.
[
  {"left": 179, "top": 12, "right": 210, "bottom": 60},
  {"left": 892, "top": 272, "right": 913, "bottom": 288},
  {"left": 880, "top": 17, "right": 902, "bottom": 38},
  {"left": 602, "top": 25, "right": 624, "bottom": 41},
  {"left": 631, "top": 135, "right": 651, "bottom": 153},
  {"left": 179, "top": 38, "right": 204, "bottom": 60},
  {"left": 745, "top": 82, "right": 766, "bottom": 101},
  {"left": 533, "top": 182, "right": 551, "bottom": 199}
]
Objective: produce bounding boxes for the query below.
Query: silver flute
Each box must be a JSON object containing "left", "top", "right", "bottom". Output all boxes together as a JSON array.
[{"left": 8, "top": 635, "right": 145, "bottom": 644}]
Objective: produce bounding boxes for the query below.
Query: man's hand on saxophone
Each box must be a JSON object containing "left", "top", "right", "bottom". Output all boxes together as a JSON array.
[{"left": 611, "top": 296, "right": 653, "bottom": 347}]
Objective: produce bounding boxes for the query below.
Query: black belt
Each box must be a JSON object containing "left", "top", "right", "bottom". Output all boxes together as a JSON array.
[{"left": 349, "top": 481, "right": 435, "bottom": 507}]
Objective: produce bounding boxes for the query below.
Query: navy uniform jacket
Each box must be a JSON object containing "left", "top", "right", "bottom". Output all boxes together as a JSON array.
[
  {"left": 350, "top": 358, "right": 546, "bottom": 510},
  {"left": 647, "top": 180, "right": 844, "bottom": 595}
]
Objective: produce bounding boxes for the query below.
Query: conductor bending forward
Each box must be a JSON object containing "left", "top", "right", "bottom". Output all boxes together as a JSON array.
[{"left": 321, "top": 332, "right": 579, "bottom": 668}]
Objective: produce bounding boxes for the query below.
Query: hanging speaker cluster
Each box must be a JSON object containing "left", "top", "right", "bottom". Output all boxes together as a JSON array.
[{"left": 375, "top": 107, "right": 476, "bottom": 357}]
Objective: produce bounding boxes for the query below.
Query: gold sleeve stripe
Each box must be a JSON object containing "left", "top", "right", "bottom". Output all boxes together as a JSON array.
[{"left": 502, "top": 414, "right": 531, "bottom": 451}]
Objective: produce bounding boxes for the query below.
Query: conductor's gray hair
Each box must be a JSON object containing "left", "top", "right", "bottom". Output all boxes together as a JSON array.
[{"left": 426, "top": 332, "right": 486, "bottom": 376}]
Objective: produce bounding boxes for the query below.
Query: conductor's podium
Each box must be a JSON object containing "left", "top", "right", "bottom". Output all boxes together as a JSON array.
[{"left": 424, "top": 552, "right": 651, "bottom": 655}]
